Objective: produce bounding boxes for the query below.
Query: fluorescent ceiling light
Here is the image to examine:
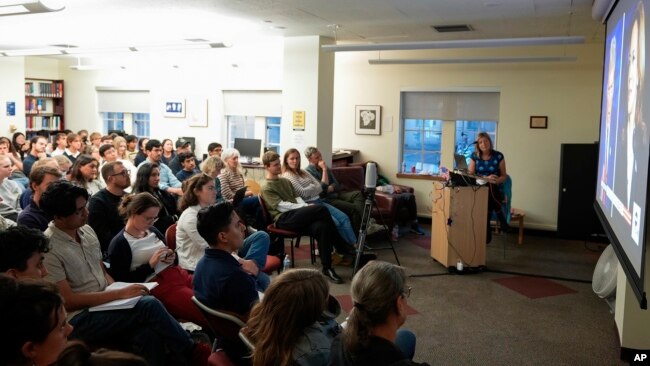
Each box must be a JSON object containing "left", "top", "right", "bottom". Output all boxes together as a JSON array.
[
  {"left": 0, "top": 0, "right": 64, "bottom": 16},
  {"left": 368, "top": 56, "right": 578, "bottom": 65},
  {"left": 3, "top": 47, "right": 62, "bottom": 56},
  {"left": 129, "top": 42, "right": 229, "bottom": 52},
  {"left": 323, "top": 36, "right": 585, "bottom": 52}
]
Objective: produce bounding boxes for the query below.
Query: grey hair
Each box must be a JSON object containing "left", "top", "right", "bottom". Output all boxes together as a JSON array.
[
  {"left": 304, "top": 146, "right": 318, "bottom": 159},
  {"left": 343, "top": 261, "right": 407, "bottom": 353}
]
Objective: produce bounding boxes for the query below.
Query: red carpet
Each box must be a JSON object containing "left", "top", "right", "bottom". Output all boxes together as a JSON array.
[
  {"left": 335, "top": 294, "right": 419, "bottom": 315},
  {"left": 493, "top": 276, "right": 578, "bottom": 299}
]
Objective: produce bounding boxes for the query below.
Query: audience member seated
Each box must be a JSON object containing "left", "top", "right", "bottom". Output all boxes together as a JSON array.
[
  {"left": 177, "top": 174, "right": 270, "bottom": 290},
  {"left": 53, "top": 155, "right": 73, "bottom": 176},
  {"left": 12, "top": 132, "right": 29, "bottom": 160},
  {"left": 0, "top": 154, "right": 22, "bottom": 222},
  {"left": 304, "top": 146, "right": 367, "bottom": 233},
  {"left": 168, "top": 138, "right": 196, "bottom": 175},
  {"left": 56, "top": 341, "right": 147, "bottom": 366},
  {"left": 22, "top": 135, "right": 48, "bottom": 177},
  {"left": 98, "top": 144, "right": 137, "bottom": 188},
  {"left": 260, "top": 151, "right": 351, "bottom": 284},
  {"left": 107, "top": 192, "right": 208, "bottom": 329},
  {"left": 39, "top": 180, "right": 209, "bottom": 366},
  {"left": 50, "top": 132, "right": 68, "bottom": 157},
  {"left": 62, "top": 133, "right": 82, "bottom": 165},
  {"left": 175, "top": 151, "right": 200, "bottom": 182},
  {"left": 0, "top": 225, "right": 50, "bottom": 279},
  {"left": 68, "top": 155, "right": 105, "bottom": 197},
  {"left": 0, "top": 136, "right": 28, "bottom": 189},
  {"left": 160, "top": 138, "right": 176, "bottom": 167},
  {"left": 125, "top": 135, "right": 139, "bottom": 164},
  {"left": 200, "top": 156, "right": 225, "bottom": 203},
  {"left": 0, "top": 275, "right": 73, "bottom": 366},
  {"left": 207, "top": 142, "right": 223, "bottom": 158},
  {"left": 19, "top": 157, "right": 60, "bottom": 210},
  {"left": 137, "top": 139, "right": 183, "bottom": 196},
  {"left": 247, "top": 268, "right": 340, "bottom": 366},
  {"left": 88, "top": 132, "right": 102, "bottom": 149},
  {"left": 112, "top": 136, "right": 130, "bottom": 161},
  {"left": 219, "top": 148, "right": 264, "bottom": 230},
  {"left": 88, "top": 162, "right": 131, "bottom": 257},
  {"left": 133, "top": 137, "right": 149, "bottom": 167},
  {"left": 281, "top": 148, "right": 357, "bottom": 248},
  {"left": 132, "top": 162, "right": 180, "bottom": 234},
  {"left": 330, "top": 261, "right": 426, "bottom": 366},
  {"left": 17, "top": 165, "right": 62, "bottom": 231}
]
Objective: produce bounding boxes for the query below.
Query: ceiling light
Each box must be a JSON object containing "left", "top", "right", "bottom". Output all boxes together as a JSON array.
[
  {"left": 368, "top": 56, "right": 578, "bottom": 65},
  {"left": 0, "top": 0, "right": 64, "bottom": 17},
  {"left": 322, "top": 36, "right": 584, "bottom": 52},
  {"left": 2, "top": 47, "right": 62, "bottom": 56}
]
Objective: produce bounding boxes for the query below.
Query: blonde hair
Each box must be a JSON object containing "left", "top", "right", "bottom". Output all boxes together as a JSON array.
[
  {"left": 113, "top": 136, "right": 128, "bottom": 160},
  {"left": 200, "top": 156, "right": 225, "bottom": 177}
]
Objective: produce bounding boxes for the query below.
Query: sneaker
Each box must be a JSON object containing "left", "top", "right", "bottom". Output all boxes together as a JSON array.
[
  {"left": 410, "top": 224, "right": 425, "bottom": 236},
  {"left": 367, "top": 223, "right": 385, "bottom": 235}
]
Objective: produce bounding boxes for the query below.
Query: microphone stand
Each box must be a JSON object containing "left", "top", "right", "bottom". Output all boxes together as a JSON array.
[{"left": 353, "top": 186, "right": 401, "bottom": 275}]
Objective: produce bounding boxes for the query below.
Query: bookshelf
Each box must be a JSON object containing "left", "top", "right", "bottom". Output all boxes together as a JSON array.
[{"left": 25, "top": 78, "right": 64, "bottom": 138}]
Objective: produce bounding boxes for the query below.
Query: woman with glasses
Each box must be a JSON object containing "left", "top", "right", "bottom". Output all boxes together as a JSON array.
[
  {"left": 106, "top": 192, "right": 208, "bottom": 329},
  {"left": 131, "top": 162, "right": 179, "bottom": 234},
  {"left": 176, "top": 173, "right": 271, "bottom": 290},
  {"left": 69, "top": 154, "right": 105, "bottom": 196},
  {"left": 330, "top": 261, "right": 425, "bottom": 366}
]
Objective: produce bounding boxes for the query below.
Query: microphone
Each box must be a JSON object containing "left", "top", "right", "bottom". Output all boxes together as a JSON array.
[{"left": 365, "top": 162, "right": 377, "bottom": 189}]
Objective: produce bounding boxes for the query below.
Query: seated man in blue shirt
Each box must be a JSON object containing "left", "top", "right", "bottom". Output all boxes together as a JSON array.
[
  {"left": 193, "top": 202, "right": 259, "bottom": 317},
  {"left": 175, "top": 151, "right": 200, "bottom": 182}
]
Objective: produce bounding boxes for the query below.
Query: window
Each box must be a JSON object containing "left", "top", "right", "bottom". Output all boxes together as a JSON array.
[
  {"left": 266, "top": 117, "right": 281, "bottom": 150},
  {"left": 402, "top": 119, "right": 443, "bottom": 174},
  {"left": 102, "top": 112, "right": 124, "bottom": 133},
  {"left": 133, "top": 113, "right": 150, "bottom": 138},
  {"left": 226, "top": 115, "right": 281, "bottom": 149},
  {"left": 101, "top": 112, "right": 150, "bottom": 138},
  {"left": 455, "top": 121, "right": 497, "bottom": 166}
]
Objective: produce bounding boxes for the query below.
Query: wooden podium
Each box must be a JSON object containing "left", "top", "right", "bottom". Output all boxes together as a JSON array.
[{"left": 430, "top": 181, "right": 488, "bottom": 268}]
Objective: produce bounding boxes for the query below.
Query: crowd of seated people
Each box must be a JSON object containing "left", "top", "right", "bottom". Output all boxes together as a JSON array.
[{"left": 0, "top": 128, "right": 432, "bottom": 365}]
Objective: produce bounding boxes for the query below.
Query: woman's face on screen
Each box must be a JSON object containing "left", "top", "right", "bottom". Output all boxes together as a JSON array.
[{"left": 627, "top": 21, "right": 640, "bottom": 121}]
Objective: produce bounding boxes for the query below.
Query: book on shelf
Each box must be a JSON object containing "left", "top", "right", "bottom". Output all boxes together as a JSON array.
[{"left": 88, "top": 282, "right": 159, "bottom": 312}]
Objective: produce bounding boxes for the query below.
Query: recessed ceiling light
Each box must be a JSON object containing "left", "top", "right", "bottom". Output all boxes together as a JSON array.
[
  {"left": 263, "top": 20, "right": 273, "bottom": 23},
  {"left": 272, "top": 26, "right": 286, "bottom": 30}
]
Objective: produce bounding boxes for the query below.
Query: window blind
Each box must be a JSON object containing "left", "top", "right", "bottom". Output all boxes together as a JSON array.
[
  {"left": 402, "top": 92, "right": 500, "bottom": 121},
  {"left": 222, "top": 90, "right": 282, "bottom": 117},
  {"left": 96, "top": 89, "right": 150, "bottom": 113}
]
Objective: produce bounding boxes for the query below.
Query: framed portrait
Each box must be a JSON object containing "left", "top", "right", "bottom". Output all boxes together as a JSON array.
[
  {"left": 355, "top": 105, "right": 381, "bottom": 135},
  {"left": 163, "top": 99, "right": 186, "bottom": 118},
  {"left": 530, "top": 116, "right": 548, "bottom": 129},
  {"left": 188, "top": 99, "right": 208, "bottom": 127}
]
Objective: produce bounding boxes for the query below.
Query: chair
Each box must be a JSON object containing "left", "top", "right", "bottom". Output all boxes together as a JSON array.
[
  {"left": 208, "top": 349, "right": 235, "bottom": 366},
  {"left": 258, "top": 196, "right": 316, "bottom": 267},
  {"left": 192, "top": 296, "right": 247, "bottom": 365},
  {"left": 238, "top": 327, "right": 255, "bottom": 352},
  {"left": 164, "top": 223, "right": 177, "bottom": 251},
  {"left": 244, "top": 179, "right": 261, "bottom": 195}
]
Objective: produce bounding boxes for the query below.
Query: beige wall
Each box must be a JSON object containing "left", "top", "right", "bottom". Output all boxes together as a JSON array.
[{"left": 332, "top": 44, "right": 604, "bottom": 230}]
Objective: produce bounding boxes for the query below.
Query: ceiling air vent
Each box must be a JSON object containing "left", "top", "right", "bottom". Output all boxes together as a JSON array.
[{"left": 431, "top": 24, "right": 473, "bottom": 33}]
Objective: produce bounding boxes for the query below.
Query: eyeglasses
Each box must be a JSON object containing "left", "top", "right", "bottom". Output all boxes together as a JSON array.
[
  {"left": 402, "top": 286, "right": 412, "bottom": 299},
  {"left": 110, "top": 169, "right": 130, "bottom": 177},
  {"left": 142, "top": 216, "right": 159, "bottom": 224}
]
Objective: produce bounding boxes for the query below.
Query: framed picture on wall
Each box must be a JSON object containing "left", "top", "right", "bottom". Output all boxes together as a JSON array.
[
  {"left": 188, "top": 99, "right": 208, "bottom": 127},
  {"left": 164, "top": 99, "right": 186, "bottom": 118},
  {"left": 355, "top": 105, "right": 381, "bottom": 135},
  {"left": 530, "top": 116, "right": 548, "bottom": 129}
]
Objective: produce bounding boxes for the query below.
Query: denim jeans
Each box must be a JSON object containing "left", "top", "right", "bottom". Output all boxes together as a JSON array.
[
  {"left": 238, "top": 230, "right": 271, "bottom": 291},
  {"left": 69, "top": 296, "right": 193, "bottom": 365},
  {"left": 321, "top": 202, "right": 357, "bottom": 245}
]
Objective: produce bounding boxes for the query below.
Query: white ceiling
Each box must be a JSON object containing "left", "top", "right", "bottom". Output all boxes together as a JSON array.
[{"left": 0, "top": 0, "right": 603, "bottom": 55}]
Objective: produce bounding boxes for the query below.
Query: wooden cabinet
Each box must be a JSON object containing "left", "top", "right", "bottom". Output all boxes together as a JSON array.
[
  {"left": 25, "top": 78, "right": 64, "bottom": 138},
  {"left": 430, "top": 181, "right": 488, "bottom": 268}
]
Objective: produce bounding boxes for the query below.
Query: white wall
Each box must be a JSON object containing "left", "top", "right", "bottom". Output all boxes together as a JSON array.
[
  {"left": 0, "top": 58, "right": 25, "bottom": 137},
  {"left": 332, "top": 44, "right": 605, "bottom": 230},
  {"left": 6, "top": 41, "right": 603, "bottom": 230}
]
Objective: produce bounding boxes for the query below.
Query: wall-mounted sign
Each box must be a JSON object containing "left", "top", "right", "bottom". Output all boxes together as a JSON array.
[{"left": 293, "top": 111, "right": 305, "bottom": 131}]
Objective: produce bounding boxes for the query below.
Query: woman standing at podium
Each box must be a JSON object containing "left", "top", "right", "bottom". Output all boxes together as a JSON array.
[{"left": 469, "top": 132, "right": 509, "bottom": 243}]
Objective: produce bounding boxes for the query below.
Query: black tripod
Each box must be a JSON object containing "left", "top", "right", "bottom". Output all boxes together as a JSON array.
[{"left": 353, "top": 188, "right": 401, "bottom": 274}]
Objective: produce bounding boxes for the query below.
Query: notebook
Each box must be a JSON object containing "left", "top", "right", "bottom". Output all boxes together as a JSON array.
[{"left": 88, "top": 282, "right": 158, "bottom": 312}]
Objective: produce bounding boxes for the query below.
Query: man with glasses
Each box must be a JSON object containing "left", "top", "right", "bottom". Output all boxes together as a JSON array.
[
  {"left": 98, "top": 143, "right": 136, "bottom": 189},
  {"left": 89, "top": 161, "right": 132, "bottom": 257},
  {"left": 137, "top": 139, "right": 182, "bottom": 196}
]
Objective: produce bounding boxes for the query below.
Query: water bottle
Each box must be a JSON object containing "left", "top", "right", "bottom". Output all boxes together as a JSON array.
[
  {"left": 391, "top": 225, "right": 399, "bottom": 241},
  {"left": 401, "top": 161, "right": 406, "bottom": 173},
  {"left": 283, "top": 254, "right": 291, "bottom": 271}
]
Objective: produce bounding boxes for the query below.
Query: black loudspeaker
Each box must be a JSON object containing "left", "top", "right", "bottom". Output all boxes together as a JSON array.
[{"left": 557, "top": 143, "right": 605, "bottom": 239}]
